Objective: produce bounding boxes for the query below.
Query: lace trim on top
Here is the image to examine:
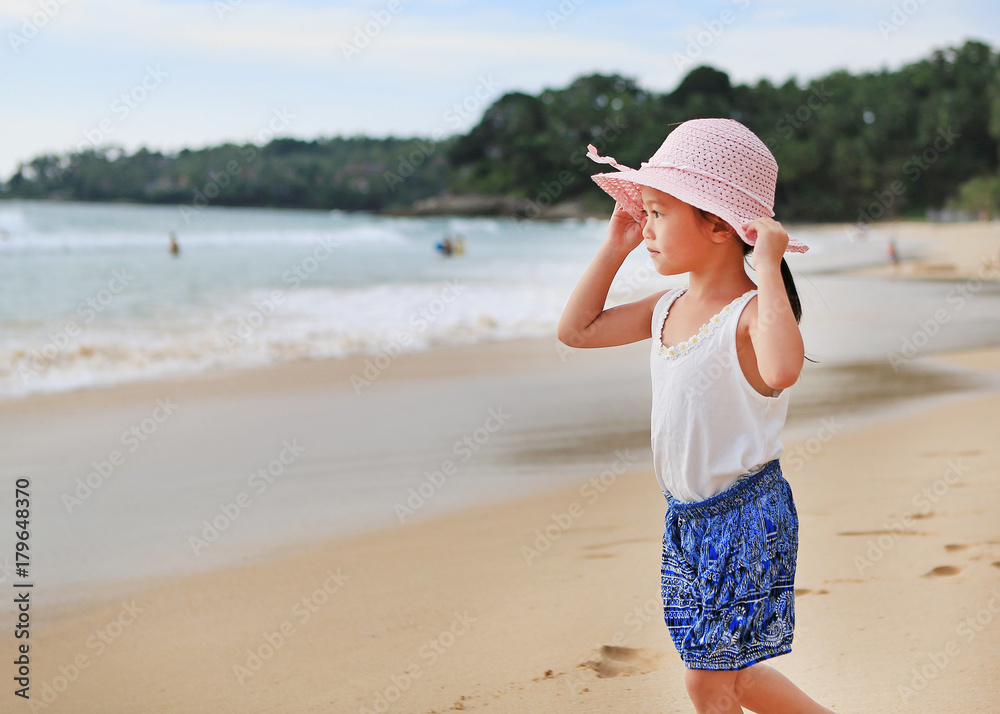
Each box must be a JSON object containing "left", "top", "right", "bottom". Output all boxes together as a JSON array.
[{"left": 656, "top": 288, "right": 756, "bottom": 360}]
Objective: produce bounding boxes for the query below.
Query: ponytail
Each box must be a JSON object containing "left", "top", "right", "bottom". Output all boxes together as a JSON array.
[
  {"left": 740, "top": 242, "right": 801, "bottom": 323},
  {"left": 695, "top": 209, "right": 814, "bottom": 362},
  {"left": 740, "top": 241, "right": 817, "bottom": 364}
]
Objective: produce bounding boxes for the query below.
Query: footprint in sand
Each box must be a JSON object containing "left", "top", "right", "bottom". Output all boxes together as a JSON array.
[
  {"left": 992, "top": 561, "right": 1000, "bottom": 570},
  {"left": 581, "top": 646, "right": 667, "bottom": 678},
  {"left": 944, "top": 544, "right": 971, "bottom": 552},
  {"left": 795, "top": 588, "right": 829, "bottom": 595},
  {"left": 924, "top": 565, "right": 962, "bottom": 577},
  {"left": 582, "top": 538, "right": 653, "bottom": 550}
]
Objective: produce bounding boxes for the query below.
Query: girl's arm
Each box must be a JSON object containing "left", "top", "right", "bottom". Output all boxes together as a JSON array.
[
  {"left": 744, "top": 217, "right": 805, "bottom": 389},
  {"left": 557, "top": 204, "right": 665, "bottom": 348}
]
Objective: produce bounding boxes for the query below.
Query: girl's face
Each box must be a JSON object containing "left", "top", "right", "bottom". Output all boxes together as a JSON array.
[{"left": 639, "top": 186, "right": 709, "bottom": 275}]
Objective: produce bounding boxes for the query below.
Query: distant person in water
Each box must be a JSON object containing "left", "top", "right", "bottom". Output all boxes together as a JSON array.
[
  {"left": 436, "top": 236, "right": 453, "bottom": 256},
  {"left": 169, "top": 232, "right": 180, "bottom": 256}
]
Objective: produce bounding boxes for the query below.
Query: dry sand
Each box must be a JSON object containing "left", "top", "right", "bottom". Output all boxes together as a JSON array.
[
  {"left": 9, "top": 346, "right": 1000, "bottom": 714},
  {"left": 833, "top": 220, "right": 1000, "bottom": 281}
]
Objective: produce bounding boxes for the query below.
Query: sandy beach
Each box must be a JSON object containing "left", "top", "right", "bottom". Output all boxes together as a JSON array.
[
  {"left": 3, "top": 221, "right": 1000, "bottom": 713},
  {"left": 6, "top": 2, "right": 1000, "bottom": 709},
  {"left": 832, "top": 219, "right": 1000, "bottom": 281},
  {"left": 4, "top": 350, "right": 999, "bottom": 712}
]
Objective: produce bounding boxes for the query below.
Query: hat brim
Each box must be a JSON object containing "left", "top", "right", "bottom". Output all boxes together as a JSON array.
[{"left": 591, "top": 169, "right": 809, "bottom": 254}]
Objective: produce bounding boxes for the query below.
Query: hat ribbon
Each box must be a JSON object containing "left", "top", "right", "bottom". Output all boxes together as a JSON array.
[{"left": 585, "top": 144, "right": 773, "bottom": 213}]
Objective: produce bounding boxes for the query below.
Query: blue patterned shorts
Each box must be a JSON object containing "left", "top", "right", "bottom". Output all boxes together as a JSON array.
[{"left": 661, "top": 458, "right": 798, "bottom": 670}]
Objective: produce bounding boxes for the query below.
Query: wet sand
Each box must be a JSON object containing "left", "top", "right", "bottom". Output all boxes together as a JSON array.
[{"left": 2, "top": 340, "right": 999, "bottom": 713}]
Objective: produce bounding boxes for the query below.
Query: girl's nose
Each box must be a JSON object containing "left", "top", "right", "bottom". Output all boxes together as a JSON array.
[{"left": 640, "top": 217, "right": 652, "bottom": 240}]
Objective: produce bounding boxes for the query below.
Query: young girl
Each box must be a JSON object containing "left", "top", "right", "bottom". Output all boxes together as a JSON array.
[{"left": 558, "top": 119, "right": 834, "bottom": 714}]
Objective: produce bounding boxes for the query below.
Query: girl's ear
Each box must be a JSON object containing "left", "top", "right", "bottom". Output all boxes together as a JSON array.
[{"left": 696, "top": 209, "right": 738, "bottom": 244}]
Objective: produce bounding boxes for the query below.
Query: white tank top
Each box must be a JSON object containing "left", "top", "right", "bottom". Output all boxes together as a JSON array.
[{"left": 650, "top": 286, "right": 790, "bottom": 502}]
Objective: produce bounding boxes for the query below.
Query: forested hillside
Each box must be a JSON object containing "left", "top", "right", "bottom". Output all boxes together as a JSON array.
[{"left": 4, "top": 40, "right": 999, "bottom": 221}]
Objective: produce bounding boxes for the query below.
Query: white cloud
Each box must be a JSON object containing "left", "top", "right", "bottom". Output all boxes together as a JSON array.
[
  {"left": 709, "top": 15, "right": 999, "bottom": 86},
  {"left": 1, "top": 0, "right": 998, "bottom": 178}
]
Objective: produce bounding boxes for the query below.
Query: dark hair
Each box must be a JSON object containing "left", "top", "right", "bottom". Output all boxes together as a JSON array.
[
  {"left": 696, "top": 209, "right": 816, "bottom": 363},
  {"left": 739, "top": 241, "right": 802, "bottom": 324}
]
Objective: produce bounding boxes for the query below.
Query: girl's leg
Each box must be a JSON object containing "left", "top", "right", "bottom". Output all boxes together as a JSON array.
[
  {"left": 684, "top": 669, "right": 744, "bottom": 714},
  {"left": 733, "top": 663, "right": 835, "bottom": 714}
]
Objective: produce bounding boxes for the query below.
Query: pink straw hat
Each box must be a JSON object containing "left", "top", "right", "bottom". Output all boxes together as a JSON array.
[{"left": 586, "top": 118, "right": 808, "bottom": 253}]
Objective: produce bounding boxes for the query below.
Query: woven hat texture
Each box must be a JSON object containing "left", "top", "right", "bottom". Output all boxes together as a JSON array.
[{"left": 587, "top": 118, "right": 808, "bottom": 253}]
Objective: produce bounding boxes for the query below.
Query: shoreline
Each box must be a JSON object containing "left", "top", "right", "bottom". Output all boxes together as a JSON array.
[
  {"left": 829, "top": 219, "right": 1000, "bottom": 282},
  {"left": 28, "top": 346, "right": 1000, "bottom": 619},
  {"left": 3, "top": 331, "right": 1000, "bottom": 619},
  {"left": 1, "top": 216, "right": 996, "bottom": 407},
  {"left": 2, "top": 338, "right": 998, "bottom": 591}
]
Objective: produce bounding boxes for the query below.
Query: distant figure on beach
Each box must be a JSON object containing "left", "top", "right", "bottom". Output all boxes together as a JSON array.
[
  {"left": 169, "top": 232, "right": 180, "bottom": 256},
  {"left": 453, "top": 236, "right": 465, "bottom": 256},
  {"left": 888, "top": 237, "right": 899, "bottom": 269},
  {"left": 435, "top": 236, "right": 453, "bottom": 256},
  {"left": 560, "top": 120, "right": 834, "bottom": 713}
]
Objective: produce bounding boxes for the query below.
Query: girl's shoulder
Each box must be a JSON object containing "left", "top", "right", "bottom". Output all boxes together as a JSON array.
[
  {"left": 656, "top": 285, "right": 688, "bottom": 311},
  {"left": 649, "top": 286, "right": 688, "bottom": 333}
]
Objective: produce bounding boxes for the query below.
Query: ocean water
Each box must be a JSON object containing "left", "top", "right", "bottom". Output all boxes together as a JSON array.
[
  {"left": 4, "top": 200, "right": 1000, "bottom": 610},
  {"left": 0, "top": 199, "right": 891, "bottom": 400}
]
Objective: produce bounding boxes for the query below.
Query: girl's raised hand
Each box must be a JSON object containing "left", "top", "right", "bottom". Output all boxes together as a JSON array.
[
  {"left": 606, "top": 202, "right": 646, "bottom": 253},
  {"left": 743, "top": 217, "right": 788, "bottom": 270}
]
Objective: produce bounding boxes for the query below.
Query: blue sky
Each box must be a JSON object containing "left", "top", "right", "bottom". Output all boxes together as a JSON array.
[{"left": 2, "top": 0, "right": 999, "bottom": 178}]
